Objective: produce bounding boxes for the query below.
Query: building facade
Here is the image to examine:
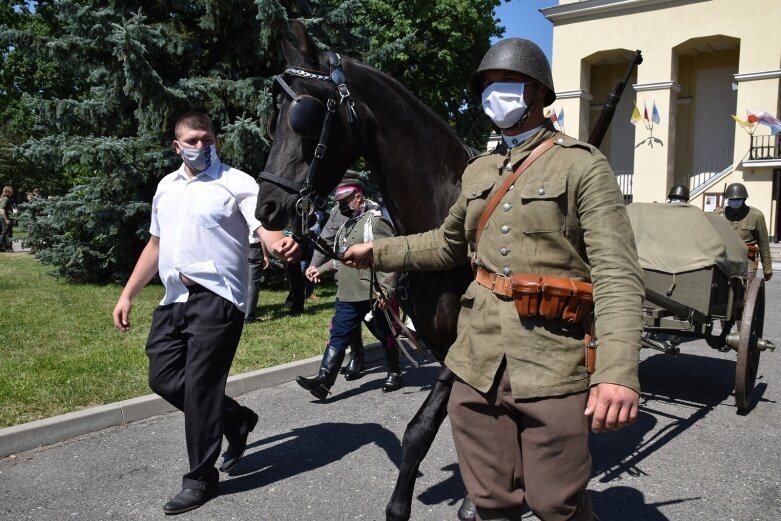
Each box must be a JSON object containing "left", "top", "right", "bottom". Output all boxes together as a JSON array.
[{"left": 540, "top": 0, "right": 780, "bottom": 239}]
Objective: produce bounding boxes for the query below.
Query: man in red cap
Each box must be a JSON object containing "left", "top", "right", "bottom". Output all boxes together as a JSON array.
[{"left": 297, "top": 178, "right": 403, "bottom": 399}]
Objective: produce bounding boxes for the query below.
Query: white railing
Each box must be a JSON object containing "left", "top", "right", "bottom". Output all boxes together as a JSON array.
[{"left": 614, "top": 170, "right": 633, "bottom": 203}]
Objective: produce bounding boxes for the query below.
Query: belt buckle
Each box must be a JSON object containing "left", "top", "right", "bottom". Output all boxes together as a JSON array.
[{"left": 492, "top": 273, "right": 514, "bottom": 297}]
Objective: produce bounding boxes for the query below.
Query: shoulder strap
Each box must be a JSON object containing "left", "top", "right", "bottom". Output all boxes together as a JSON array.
[{"left": 475, "top": 135, "right": 558, "bottom": 253}]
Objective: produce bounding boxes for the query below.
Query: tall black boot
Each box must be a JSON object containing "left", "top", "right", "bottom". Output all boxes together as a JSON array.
[
  {"left": 296, "top": 345, "right": 345, "bottom": 400},
  {"left": 343, "top": 330, "right": 365, "bottom": 381},
  {"left": 382, "top": 338, "right": 403, "bottom": 393}
]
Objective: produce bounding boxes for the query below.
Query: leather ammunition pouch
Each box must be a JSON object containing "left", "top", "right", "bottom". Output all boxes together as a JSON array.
[
  {"left": 475, "top": 267, "right": 593, "bottom": 323},
  {"left": 747, "top": 243, "right": 759, "bottom": 261}
]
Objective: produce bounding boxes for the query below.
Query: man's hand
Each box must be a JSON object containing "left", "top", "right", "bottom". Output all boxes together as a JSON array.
[
  {"left": 305, "top": 265, "right": 321, "bottom": 283},
  {"left": 270, "top": 236, "right": 301, "bottom": 263},
  {"left": 584, "top": 383, "right": 639, "bottom": 432},
  {"left": 341, "top": 242, "right": 374, "bottom": 270},
  {"left": 112, "top": 296, "right": 133, "bottom": 332}
]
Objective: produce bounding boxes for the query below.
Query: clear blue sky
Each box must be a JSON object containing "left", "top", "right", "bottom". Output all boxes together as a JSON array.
[{"left": 493, "top": 0, "right": 558, "bottom": 60}]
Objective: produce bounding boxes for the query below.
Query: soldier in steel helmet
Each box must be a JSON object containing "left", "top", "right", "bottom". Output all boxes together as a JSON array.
[
  {"left": 667, "top": 183, "right": 690, "bottom": 203},
  {"left": 343, "top": 37, "right": 642, "bottom": 521},
  {"left": 715, "top": 183, "right": 773, "bottom": 281}
]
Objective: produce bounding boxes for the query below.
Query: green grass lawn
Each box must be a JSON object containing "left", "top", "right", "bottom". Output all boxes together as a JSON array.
[{"left": 0, "top": 253, "right": 340, "bottom": 428}]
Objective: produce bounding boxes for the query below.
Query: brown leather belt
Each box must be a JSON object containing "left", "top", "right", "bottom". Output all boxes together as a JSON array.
[
  {"left": 475, "top": 267, "right": 597, "bottom": 373},
  {"left": 475, "top": 267, "right": 593, "bottom": 323}
]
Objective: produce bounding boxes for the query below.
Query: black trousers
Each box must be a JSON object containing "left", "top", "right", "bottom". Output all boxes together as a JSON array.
[{"left": 146, "top": 286, "right": 246, "bottom": 491}]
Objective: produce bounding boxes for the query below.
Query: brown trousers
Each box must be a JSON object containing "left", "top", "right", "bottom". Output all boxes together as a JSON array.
[{"left": 448, "top": 363, "right": 594, "bottom": 521}]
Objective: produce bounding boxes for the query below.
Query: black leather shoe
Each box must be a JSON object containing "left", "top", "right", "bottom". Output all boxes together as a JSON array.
[
  {"left": 162, "top": 487, "right": 217, "bottom": 515},
  {"left": 382, "top": 372, "right": 403, "bottom": 393},
  {"left": 220, "top": 409, "right": 259, "bottom": 472}
]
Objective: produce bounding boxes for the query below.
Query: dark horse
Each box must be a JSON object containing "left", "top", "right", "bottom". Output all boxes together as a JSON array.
[{"left": 258, "top": 21, "right": 474, "bottom": 521}]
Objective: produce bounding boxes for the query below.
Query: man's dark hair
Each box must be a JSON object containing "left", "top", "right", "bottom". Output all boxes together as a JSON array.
[{"left": 174, "top": 112, "right": 216, "bottom": 139}]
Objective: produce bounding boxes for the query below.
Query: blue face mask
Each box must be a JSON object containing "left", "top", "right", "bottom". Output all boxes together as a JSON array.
[{"left": 727, "top": 199, "right": 744, "bottom": 209}]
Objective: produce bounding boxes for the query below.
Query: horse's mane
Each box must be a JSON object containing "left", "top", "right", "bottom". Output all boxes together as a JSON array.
[{"left": 344, "top": 57, "right": 465, "bottom": 150}]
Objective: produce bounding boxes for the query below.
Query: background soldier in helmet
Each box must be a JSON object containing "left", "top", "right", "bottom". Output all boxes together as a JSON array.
[
  {"left": 715, "top": 183, "right": 773, "bottom": 281},
  {"left": 667, "top": 183, "right": 690, "bottom": 203},
  {"left": 343, "top": 37, "right": 642, "bottom": 521}
]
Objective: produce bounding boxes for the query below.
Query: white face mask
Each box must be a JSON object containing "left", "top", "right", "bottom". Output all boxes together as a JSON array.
[
  {"left": 482, "top": 82, "right": 528, "bottom": 129},
  {"left": 727, "top": 199, "right": 744, "bottom": 209},
  {"left": 179, "top": 144, "right": 217, "bottom": 173}
]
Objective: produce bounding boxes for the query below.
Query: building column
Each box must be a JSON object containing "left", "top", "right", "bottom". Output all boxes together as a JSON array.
[
  {"left": 553, "top": 90, "right": 593, "bottom": 142},
  {"left": 631, "top": 81, "right": 681, "bottom": 202}
]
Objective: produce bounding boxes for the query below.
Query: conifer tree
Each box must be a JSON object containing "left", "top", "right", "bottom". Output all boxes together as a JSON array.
[{"left": 7, "top": 0, "right": 502, "bottom": 282}]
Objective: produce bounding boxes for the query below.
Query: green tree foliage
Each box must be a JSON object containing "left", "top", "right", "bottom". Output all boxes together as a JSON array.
[{"left": 7, "top": 0, "right": 504, "bottom": 282}]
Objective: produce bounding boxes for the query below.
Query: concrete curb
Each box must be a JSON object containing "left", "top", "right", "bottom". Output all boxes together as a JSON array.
[{"left": 0, "top": 353, "right": 332, "bottom": 458}]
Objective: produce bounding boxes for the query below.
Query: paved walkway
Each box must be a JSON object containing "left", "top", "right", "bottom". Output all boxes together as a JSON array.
[{"left": 1, "top": 282, "right": 780, "bottom": 520}]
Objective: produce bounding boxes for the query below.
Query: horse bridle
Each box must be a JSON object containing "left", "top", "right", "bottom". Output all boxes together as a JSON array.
[{"left": 257, "top": 52, "right": 359, "bottom": 233}]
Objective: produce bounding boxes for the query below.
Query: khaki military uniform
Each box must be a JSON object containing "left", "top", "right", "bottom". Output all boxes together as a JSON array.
[
  {"left": 318, "top": 201, "right": 396, "bottom": 301},
  {"left": 372, "top": 126, "right": 643, "bottom": 521},
  {"left": 715, "top": 205, "right": 773, "bottom": 279},
  {"left": 374, "top": 127, "right": 643, "bottom": 398}
]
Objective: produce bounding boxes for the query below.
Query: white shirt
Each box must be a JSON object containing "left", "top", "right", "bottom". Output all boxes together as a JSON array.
[{"left": 150, "top": 158, "right": 262, "bottom": 312}]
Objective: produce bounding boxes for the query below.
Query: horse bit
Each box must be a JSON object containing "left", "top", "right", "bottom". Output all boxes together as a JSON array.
[{"left": 257, "top": 52, "right": 359, "bottom": 252}]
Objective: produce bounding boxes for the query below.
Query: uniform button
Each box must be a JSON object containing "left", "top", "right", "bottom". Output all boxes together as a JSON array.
[
  {"left": 503, "top": 267, "right": 512, "bottom": 276},
  {"left": 509, "top": 184, "right": 514, "bottom": 191},
  {"left": 538, "top": 187, "right": 545, "bottom": 195},
  {"left": 502, "top": 203, "right": 511, "bottom": 212},
  {"left": 472, "top": 191, "right": 476, "bottom": 196},
  {"left": 557, "top": 137, "right": 564, "bottom": 144},
  {"left": 500, "top": 247, "right": 509, "bottom": 256},
  {"left": 501, "top": 225, "right": 510, "bottom": 234},
  {"left": 504, "top": 163, "right": 513, "bottom": 172}
]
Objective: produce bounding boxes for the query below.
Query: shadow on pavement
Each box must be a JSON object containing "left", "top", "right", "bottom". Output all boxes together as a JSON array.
[
  {"left": 585, "top": 352, "right": 734, "bottom": 519},
  {"left": 220, "top": 421, "right": 401, "bottom": 495}
]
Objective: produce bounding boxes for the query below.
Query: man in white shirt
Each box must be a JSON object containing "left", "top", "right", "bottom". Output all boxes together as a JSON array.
[{"left": 112, "top": 112, "right": 299, "bottom": 515}]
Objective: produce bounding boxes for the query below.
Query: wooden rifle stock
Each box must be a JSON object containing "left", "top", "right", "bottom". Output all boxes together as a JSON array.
[{"left": 587, "top": 50, "right": 643, "bottom": 148}]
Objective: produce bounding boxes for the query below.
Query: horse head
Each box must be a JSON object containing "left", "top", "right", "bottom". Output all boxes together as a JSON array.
[{"left": 257, "top": 21, "right": 366, "bottom": 231}]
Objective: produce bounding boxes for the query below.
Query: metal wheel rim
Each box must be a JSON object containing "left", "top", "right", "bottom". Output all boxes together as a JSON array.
[{"left": 735, "top": 277, "right": 765, "bottom": 411}]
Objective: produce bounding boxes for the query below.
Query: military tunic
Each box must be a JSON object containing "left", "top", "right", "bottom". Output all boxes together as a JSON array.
[
  {"left": 715, "top": 205, "right": 773, "bottom": 278},
  {"left": 318, "top": 202, "right": 396, "bottom": 301},
  {"left": 373, "top": 126, "right": 644, "bottom": 399}
]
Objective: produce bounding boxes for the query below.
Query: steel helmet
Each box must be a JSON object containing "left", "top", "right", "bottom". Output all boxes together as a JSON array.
[
  {"left": 470, "top": 38, "right": 556, "bottom": 106},
  {"left": 724, "top": 183, "right": 748, "bottom": 200},
  {"left": 667, "top": 184, "right": 690, "bottom": 202}
]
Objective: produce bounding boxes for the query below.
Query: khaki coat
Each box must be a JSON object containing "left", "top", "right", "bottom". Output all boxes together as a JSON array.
[
  {"left": 318, "top": 204, "right": 396, "bottom": 302},
  {"left": 715, "top": 205, "right": 773, "bottom": 277},
  {"left": 373, "top": 127, "right": 644, "bottom": 399}
]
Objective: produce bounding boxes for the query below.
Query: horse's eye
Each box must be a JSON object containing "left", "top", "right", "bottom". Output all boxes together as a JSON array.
[{"left": 288, "top": 95, "right": 326, "bottom": 139}]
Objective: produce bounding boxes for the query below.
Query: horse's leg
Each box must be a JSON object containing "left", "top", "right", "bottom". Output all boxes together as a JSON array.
[{"left": 386, "top": 366, "right": 457, "bottom": 521}]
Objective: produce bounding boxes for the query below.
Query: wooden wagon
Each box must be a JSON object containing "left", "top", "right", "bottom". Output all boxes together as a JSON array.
[{"left": 627, "top": 203, "right": 775, "bottom": 412}]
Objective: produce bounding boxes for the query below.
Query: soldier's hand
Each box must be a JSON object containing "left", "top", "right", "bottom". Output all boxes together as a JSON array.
[
  {"left": 341, "top": 242, "right": 373, "bottom": 270},
  {"left": 305, "top": 265, "right": 321, "bottom": 283},
  {"left": 584, "top": 383, "right": 639, "bottom": 432},
  {"left": 271, "top": 236, "right": 301, "bottom": 263}
]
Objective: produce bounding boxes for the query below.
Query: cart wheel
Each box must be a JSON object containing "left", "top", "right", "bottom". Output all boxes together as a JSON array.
[{"left": 735, "top": 276, "right": 765, "bottom": 411}]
